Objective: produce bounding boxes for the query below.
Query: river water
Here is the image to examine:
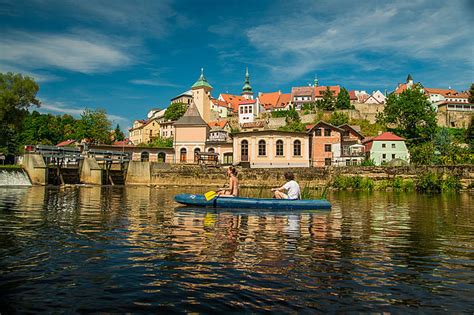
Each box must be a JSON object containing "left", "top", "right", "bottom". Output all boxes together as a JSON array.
[{"left": 0, "top": 186, "right": 473, "bottom": 313}]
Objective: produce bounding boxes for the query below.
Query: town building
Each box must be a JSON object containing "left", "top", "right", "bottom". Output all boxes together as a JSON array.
[
  {"left": 307, "top": 121, "right": 344, "bottom": 167},
  {"left": 232, "top": 130, "right": 310, "bottom": 168},
  {"left": 336, "top": 124, "right": 366, "bottom": 166},
  {"left": 170, "top": 90, "right": 193, "bottom": 105},
  {"left": 191, "top": 68, "right": 213, "bottom": 123},
  {"left": 363, "top": 132, "right": 409, "bottom": 165},
  {"left": 159, "top": 121, "right": 175, "bottom": 138},
  {"left": 211, "top": 98, "right": 232, "bottom": 118},
  {"left": 291, "top": 86, "right": 314, "bottom": 109},
  {"left": 437, "top": 102, "right": 474, "bottom": 128},
  {"left": 128, "top": 117, "right": 161, "bottom": 145},
  {"left": 238, "top": 99, "right": 257, "bottom": 124},
  {"left": 424, "top": 88, "right": 469, "bottom": 105},
  {"left": 218, "top": 93, "right": 246, "bottom": 115},
  {"left": 173, "top": 101, "right": 209, "bottom": 163}
]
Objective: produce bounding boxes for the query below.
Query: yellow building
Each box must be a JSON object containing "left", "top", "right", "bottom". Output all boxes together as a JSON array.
[
  {"left": 232, "top": 130, "right": 310, "bottom": 168},
  {"left": 128, "top": 117, "right": 161, "bottom": 145}
]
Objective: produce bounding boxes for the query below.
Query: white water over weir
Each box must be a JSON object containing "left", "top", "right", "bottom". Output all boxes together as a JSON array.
[{"left": 0, "top": 169, "right": 32, "bottom": 186}]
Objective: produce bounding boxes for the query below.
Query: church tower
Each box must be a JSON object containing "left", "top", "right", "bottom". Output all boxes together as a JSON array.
[
  {"left": 241, "top": 66, "right": 254, "bottom": 100},
  {"left": 191, "top": 68, "right": 212, "bottom": 123}
]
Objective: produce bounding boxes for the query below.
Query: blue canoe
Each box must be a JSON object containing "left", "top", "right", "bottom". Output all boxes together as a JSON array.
[{"left": 174, "top": 194, "right": 331, "bottom": 210}]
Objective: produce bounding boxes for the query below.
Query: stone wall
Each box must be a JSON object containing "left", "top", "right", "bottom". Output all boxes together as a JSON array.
[{"left": 126, "top": 163, "right": 474, "bottom": 189}]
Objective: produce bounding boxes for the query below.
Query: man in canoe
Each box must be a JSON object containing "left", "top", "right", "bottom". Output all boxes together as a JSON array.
[
  {"left": 217, "top": 166, "right": 239, "bottom": 197},
  {"left": 272, "top": 172, "right": 301, "bottom": 200}
]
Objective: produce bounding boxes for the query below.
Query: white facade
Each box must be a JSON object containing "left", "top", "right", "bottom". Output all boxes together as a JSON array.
[{"left": 239, "top": 103, "right": 255, "bottom": 124}]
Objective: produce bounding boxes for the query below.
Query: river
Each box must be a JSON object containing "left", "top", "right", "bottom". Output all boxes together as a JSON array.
[{"left": 0, "top": 186, "right": 473, "bottom": 312}]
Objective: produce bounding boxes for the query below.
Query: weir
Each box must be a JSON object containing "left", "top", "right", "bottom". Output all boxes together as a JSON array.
[{"left": 0, "top": 169, "right": 32, "bottom": 186}]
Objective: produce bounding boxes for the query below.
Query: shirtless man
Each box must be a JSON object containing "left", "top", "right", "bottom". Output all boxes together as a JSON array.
[{"left": 217, "top": 166, "right": 239, "bottom": 197}]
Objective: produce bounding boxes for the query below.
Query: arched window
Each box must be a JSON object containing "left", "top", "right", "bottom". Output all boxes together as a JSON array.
[
  {"left": 180, "top": 148, "right": 187, "bottom": 163},
  {"left": 258, "top": 140, "right": 266, "bottom": 156},
  {"left": 158, "top": 152, "right": 166, "bottom": 163},
  {"left": 241, "top": 140, "right": 248, "bottom": 162},
  {"left": 293, "top": 140, "right": 301, "bottom": 156},
  {"left": 194, "top": 148, "right": 201, "bottom": 163},
  {"left": 208, "top": 148, "right": 215, "bottom": 153},
  {"left": 276, "top": 140, "right": 284, "bottom": 156},
  {"left": 141, "top": 151, "right": 149, "bottom": 162}
]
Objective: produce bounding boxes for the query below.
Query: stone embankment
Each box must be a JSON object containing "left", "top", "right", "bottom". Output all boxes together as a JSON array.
[{"left": 126, "top": 163, "right": 474, "bottom": 189}]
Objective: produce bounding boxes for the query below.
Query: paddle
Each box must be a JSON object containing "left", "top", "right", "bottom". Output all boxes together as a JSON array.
[{"left": 204, "top": 190, "right": 218, "bottom": 201}]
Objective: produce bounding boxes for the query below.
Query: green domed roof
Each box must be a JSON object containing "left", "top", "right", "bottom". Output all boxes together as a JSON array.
[
  {"left": 242, "top": 66, "right": 253, "bottom": 94},
  {"left": 192, "top": 68, "right": 213, "bottom": 89}
]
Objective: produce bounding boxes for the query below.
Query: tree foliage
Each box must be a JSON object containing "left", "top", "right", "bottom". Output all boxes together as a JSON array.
[
  {"left": 164, "top": 102, "right": 187, "bottom": 121},
  {"left": 0, "top": 72, "right": 40, "bottom": 157},
  {"left": 377, "top": 85, "right": 436, "bottom": 143},
  {"left": 114, "top": 124, "right": 125, "bottom": 141},
  {"left": 336, "top": 87, "right": 352, "bottom": 109},
  {"left": 139, "top": 136, "right": 173, "bottom": 148},
  {"left": 349, "top": 118, "right": 385, "bottom": 137},
  {"left": 75, "top": 108, "right": 112, "bottom": 144},
  {"left": 469, "top": 83, "right": 474, "bottom": 104},
  {"left": 316, "top": 87, "right": 336, "bottom": 111},
  {"left": 329, "top": 112, "right": 349, "bottom": 126}
]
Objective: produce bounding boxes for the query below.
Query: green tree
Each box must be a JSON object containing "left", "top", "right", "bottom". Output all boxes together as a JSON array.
[
  {"left": 329, "top": 112, "right": 349, "bottom": 126},
  {"left": 409, "top": 142, "right": 436, "bottom": 165},
  {"left": 75, "top": 108, "right": 112, "bottom": 144},
  {"left": 469, "top": 83, "right": 474, "bottom": 103},
  {"left": 0, "top": 72, "right": 40, "bottom": 157},
  {"left": 467, "top": 115, "right": 474, "bottom": 152},
  {"left": 349, "top": 118, "right": 385, "bottom": 137},
  {"left": 164, "top": 103, "right": 187, "bottom": 121},
  {"left": 377, "top": 85, "right": 436, "bottom": 143},
  {"left": 139, "top": 136, "right": 173, "bottom": 148},
  {"left": 316, "top": 87, "right": 336, "bottom": 111},
  {"left": 336, "top": 87, "right": 351, "bottom": 109},
  {"left": 114, "top": 124, "right": 125, "bottom": 141}
]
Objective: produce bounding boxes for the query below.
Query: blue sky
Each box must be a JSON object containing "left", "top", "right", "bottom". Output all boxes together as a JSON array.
[{"left": 1, "top": 0, "right": 473, "bottom": 130}]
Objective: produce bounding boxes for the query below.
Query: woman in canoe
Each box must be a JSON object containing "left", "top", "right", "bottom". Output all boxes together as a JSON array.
[
  {"left": 271, "top": 172, "right": 301, "bottom": 200},
  {"left": 217, "top": 166, "right": 239, "bottom": 197}
]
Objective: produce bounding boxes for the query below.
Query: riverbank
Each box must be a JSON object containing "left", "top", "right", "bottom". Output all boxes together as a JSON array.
[{"left": 137, "top": 164, "right": 474, "bottom": 190}]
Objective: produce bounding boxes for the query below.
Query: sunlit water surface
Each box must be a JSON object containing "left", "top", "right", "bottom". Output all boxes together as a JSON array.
[{"left": 0, "top": 186, "right": 473, "bottom": 313}]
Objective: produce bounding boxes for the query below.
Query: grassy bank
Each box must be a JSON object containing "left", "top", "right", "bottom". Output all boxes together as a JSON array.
[
  {"left": 331, "top": 172, "right": 462, "bottom": 193},
  {"left": 0, "top": 165, "right": 22, "bottom": 169}
]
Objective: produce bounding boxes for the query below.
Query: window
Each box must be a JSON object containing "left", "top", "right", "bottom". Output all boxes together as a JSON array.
[
  {"left": 382, "top": 143, "right": 386, "bottom": 148},
  {"left": 325, "top": 144, "right": 331, "bottom": 152},
  {"left": 382, "top": 154, "right": 386, "bottom": 159},
  {"left": 241, "top": 140, "right": 248, "bottom": 161},
  {"left": 158, "top": 152, "right": 166, "bottom": 163},
  {"left": 208, "top": 148, "right": 215, "bottom": 153},
  {"left": 194, "top": 148, "right": 201, "bottom": 162},
  {"left": 392, "top": 154, "right": 396, "bottom": 159},
  {"left": 180, "top": 148, "right": 187, "bottom": 163},
  {"left": 324, "top": 129, "right": 331, "bottom": 136},
  {"left": 141, "top": 152, "right": 149, "bottom": 162},
  {"left": 276, "top": 140, "right": 284, "bottom": 156},
  {"left": 325, "top": 158, "right": 332, "bottom": 166},
  {"left": 391, "top": 143, "right": 396, "bottom": 148},
  {"left": 293, "top": 140, "right": 301, "bottom": 156},
  {"left": 258, "top": 140, "right": 266, "bottom": 156},
  {"left": 315, "top": 129, "right": 322, "bottom": 136}
]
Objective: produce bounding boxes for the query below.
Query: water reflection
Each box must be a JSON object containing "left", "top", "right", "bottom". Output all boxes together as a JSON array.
[{"left": 0, "top": 186, "right": 472, "bottom": 312}]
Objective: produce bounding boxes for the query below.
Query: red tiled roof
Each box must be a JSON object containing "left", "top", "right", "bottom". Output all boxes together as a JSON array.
[
  {"left": 348, "top": 90, "right": 358, "bottom": 100},
  {"left": 258, "top": 92, "right": 281, "bottom": 110},
  {"left": 275, "top": 93, "right": 291, "bottom": 108},
  {"left": 219, "top": 94, "right": 246, "bottom": 113},
  {"left": 314, "top": 85, "right": 341, "bottom": 97},
  {"left": 113, "top": 139, "right": 134, "bottom": 146},
  {"left": 211, "top": 98, "right": 230, "bottom": 108},
  {"left": 364, "top": 132, "right": 405, "bottom": 142},
  {"left": 56, "top": 139, "right": 77, "bottom": 147},
  {"left": 424, "top": 88, "right": 468, "bottom": 98},
  {"left": 208, "top": 120, "right": 229, "bottom": 129},
  {"left": 291, "top": 86, "right": 313, "bottom": 96},
  {"left": 241, "top": 121, "right": 265, "bottom": 129},
  {"left": 239, "top": 99, "right": 256, "bottom": 105}
]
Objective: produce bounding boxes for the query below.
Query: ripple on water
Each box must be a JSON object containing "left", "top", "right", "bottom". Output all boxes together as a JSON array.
[{"left": 0, "top": 186, "right": 473, "bottom": 312}]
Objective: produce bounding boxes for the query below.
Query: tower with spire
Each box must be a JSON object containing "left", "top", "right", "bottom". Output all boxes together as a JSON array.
[
  {"left": 314, "top": 75, "right": 319, "bottom": 87},
  {"left": 191, "top": 68, "right": 212, "bottom": 123},
  {"left": 241, "top": 66, "right": 253, "bottom": 100}
]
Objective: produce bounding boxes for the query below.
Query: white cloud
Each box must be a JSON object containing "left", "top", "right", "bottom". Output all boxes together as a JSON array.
[
  {"left": 0, "top": 31, "right": 133, "bottom": 74},
  {"left": 244, "top": 0, "right": 474, "bottom": 87},
  {"left": 129, "top": 79, "right": 181, "bottom": 88}
]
